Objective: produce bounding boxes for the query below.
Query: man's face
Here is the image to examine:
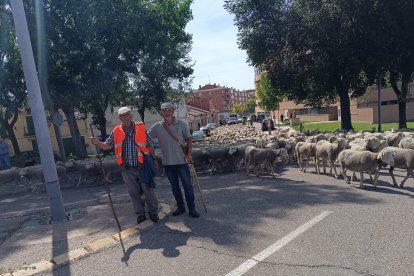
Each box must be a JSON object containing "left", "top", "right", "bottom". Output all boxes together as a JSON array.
[
  {"left": 160, "top": 108, "right": 174, "bottom": 119},
  {"left": 118, "top": 112, "right": 132, "bottom": 125}
]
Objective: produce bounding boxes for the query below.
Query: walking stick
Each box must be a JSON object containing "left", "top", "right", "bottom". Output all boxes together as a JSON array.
[
  {"left": 188, "top": 162, "right": 207, "bottom": 213},
  {"left": 90, "top": 124, "right": 128, "bottom": 264}
]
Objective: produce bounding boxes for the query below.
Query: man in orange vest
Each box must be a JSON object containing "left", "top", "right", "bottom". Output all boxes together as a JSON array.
[{"left": 91, "top": 107, "right": 160, "bottom": 224}]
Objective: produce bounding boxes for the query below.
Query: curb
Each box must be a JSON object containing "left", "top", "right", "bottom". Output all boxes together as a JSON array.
[
  {"left": 0, "top": 194, "right": 131, "bottom": 220},
  {"left": 0, "top": 202, "right": 171, "bottom": 276}
]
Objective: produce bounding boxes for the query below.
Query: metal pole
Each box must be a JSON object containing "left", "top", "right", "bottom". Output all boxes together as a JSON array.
[
  {"left": 10, "top": 0, "right": 66, "bottom": 221},
  {"left": 377, "top": 73, "right": 382, "bottom": 132}
]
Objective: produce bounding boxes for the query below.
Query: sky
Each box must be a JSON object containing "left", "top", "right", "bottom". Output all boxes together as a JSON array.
[{"left": 185, "top": 0, "right": 255, "bottom": 91}]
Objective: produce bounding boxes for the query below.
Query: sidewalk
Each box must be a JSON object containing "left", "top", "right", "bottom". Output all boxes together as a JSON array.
[{"left": 0, "top": 177, "right": 173, "bottom": 276}]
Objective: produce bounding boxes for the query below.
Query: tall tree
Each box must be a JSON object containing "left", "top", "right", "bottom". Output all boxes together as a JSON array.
[
  {"left": 225, "top": 0, "right": 372, "bottom": 130},
  {"left": 244, "top": 94, "right": 256, "bottom": 114},
  {"left": 126, "top": 0, "right": 194, "bottom": 121},
  {"left": 256, "top": 75, "right": 284, "bottom": 119},
  {"left": 367, "top": 1, "right": 414, "bottom": 129},
  {"left": 0, "top": 2, "right": 27, "bottom": 155}
]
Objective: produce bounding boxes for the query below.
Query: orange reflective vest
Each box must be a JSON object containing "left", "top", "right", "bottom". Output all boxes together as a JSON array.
[{"left": 113, "top": 123, "right": 149, "bottom": 166}]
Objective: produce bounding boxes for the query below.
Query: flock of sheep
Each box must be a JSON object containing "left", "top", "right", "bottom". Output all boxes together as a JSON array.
[
  {"left": 2, "top": 124, "right": 414, "bottom": 192},
  {"left": 0, "top": 157, "right": 122, "bottom": 192},
  {"left": 191, "top": 124, "right": 414, "bottom": 189}
]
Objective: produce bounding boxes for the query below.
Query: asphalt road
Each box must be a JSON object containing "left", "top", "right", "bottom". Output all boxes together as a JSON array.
[{"left": 32, "top": 165, "right": 414, "bottom": 276}]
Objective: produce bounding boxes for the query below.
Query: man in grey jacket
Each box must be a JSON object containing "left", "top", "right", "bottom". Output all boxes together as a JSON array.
[{"left": 148, "top": 102, "right": 199, "bottom": 218}]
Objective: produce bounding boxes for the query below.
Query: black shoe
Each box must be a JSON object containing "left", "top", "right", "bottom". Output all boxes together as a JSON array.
[
  {"left": 172, "top": 207, "right": 186, "bottom": 216},
  {"left": 189, "top": 208, "right": 200, "bottom": 218},
  {"left": 149, "top": 213, "right": 159, "bottom": 222},
  {"left": 137, "top": 215, "right": 146, "bottom": 224}
]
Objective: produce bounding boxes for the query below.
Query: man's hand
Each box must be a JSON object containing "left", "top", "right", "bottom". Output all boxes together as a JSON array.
[
  {"left": 90, "top": 137, "right": 99, "bottom": 145},
  {"left": 153, "top": 158, "right": 160, "bottom": 171},
  {"left": 185, "top": 153, "right": 192, "bottom": 163},
  {"left": 90, "top": 137, "right": 111, "bottom": 151}
]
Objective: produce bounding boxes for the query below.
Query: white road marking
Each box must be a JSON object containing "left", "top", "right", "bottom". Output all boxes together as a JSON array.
[{"left": 226, "top": 211, "right": 333, "bottom": 276}]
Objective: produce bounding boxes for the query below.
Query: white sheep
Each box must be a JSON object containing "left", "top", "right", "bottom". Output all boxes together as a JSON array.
[
  {"left": 382, "top": 147, "right": 414, "bottom": 187},
  {"left": 19, "top": 164, "right": 74, "bottom": 191},
  {"left": 315, "top": 138, "right": 348, "bottom": 177},
  {"left": 295, "top": 142, "right": 317, "bottom": 173},
  {"left": 398, "top": 137, "right": 414, "bottom": 150},
  {"left": 245, "top": 147, "right": 285, "bottom": 177},
  {"left": 0, "top": 167, "right": 21, "bottom": 185},
  {"left": 338, "top": 148, "right": 396, "bottom": 189}
]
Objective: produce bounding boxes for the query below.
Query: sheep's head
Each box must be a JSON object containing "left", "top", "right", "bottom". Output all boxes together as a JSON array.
[
  {"left": 377, "top": 149, "right": 396, "bottom": 167},
  {"left": 19, "top": 167, "right": 29, "bottom": 177},
  {"left": 278, "top": 148, "right": 290, "bottom": 163},
  {"left": 338, "top": 138, "right": 348, "bottom": 150}
]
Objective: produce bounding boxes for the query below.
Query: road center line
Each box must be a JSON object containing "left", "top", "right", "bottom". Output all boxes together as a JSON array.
[{"left": 226, "top": 211, "right": 333, "bottom": 276}]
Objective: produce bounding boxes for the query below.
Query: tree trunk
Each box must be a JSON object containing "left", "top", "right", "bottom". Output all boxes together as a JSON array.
[
  {"left": 5, "top": 124, "right": 20, "bottom": 155},
  {"left": 61, "top": 104, "right": 87, "bottom": 158},
  {"left": 94, "top": 110, "right": 108, "bottom": 141},
  {"left": 0, "top": 107, "right": 21, "bottom": 155},
  {"left": 390, "top": 72, "right": 408, "bottom": 129},
  {"left": 338, "top": 85, "right": 353, "bottom": 131},
  {"left": 397, "top": 100, "right": 407, "bottom": 129},
  {"left": 138, "top": 108, "right": 145, "bottom": 122},
  {"left": 99, "top": 120, "right": 108, "bottom": 141}
]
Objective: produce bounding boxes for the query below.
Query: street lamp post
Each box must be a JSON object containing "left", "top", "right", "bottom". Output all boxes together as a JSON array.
[{"left": 11, "top": 0, "right": 66, "bottom": 222}]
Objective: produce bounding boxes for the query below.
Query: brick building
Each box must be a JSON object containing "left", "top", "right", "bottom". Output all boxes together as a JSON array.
[
  {"left": 254, "top": 67, "right": 414, "bottom": 124},
  {"left": 187, "top": 84, "right": 255, "bottom": 124}
]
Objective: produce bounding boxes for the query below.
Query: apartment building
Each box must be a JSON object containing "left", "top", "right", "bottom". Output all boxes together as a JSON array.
[
  {"left": 0, "top": 110, "right": 91, "bottom": 158},
  {"left": 187, "top": 84, "right": 255, "bottom": 123}
]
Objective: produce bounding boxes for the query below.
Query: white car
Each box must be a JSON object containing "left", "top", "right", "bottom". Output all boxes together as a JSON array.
[{"left": 192, "top": 130, "right": 206, "bottom": 142}]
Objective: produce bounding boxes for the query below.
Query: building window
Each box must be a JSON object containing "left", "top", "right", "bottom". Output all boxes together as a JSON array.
[
  {"left": 25, "top": 116, "right": 36, "bottom": 136},
  {"left": 296, "top": 107, "right": 331, "bottom": 116}
]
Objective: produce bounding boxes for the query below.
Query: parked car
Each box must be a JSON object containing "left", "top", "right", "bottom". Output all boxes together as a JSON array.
[
  {"left": 200, "top": 123, "right": 217, "bottom": 135},
  {"left": 192, "top": 130, "right": 206, "bottom": 142},
  {"left": 206, "top": 122, "right": 217, "bottom": 129},
  {"left": 227, "top": 118, "right": 238, "bottom": 125},
  {"left": 261, "top": 119, "right": 275, "bottom": 131}
]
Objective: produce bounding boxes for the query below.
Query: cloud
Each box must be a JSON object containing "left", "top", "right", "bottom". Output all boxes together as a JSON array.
[{"left": 186, "top": 0, "right": 254, "bottom": 90}]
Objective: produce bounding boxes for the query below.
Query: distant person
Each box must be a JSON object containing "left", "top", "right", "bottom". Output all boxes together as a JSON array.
[
  {"left": 0, "top": 136, "right": 10, "bottom": 170},
  {"left": 280, "top": 114, "right": 284, "bottom": 123},
  {"left": 289, "top": 113, "right": 292, "bottom": 119},
  {"left": 91, "top": 107, "right": 160, "bottom": 224}
]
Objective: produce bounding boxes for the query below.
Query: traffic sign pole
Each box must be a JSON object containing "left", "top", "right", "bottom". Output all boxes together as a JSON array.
[{"left": 11, "top": 0, "right": 67, "bottom": 222}]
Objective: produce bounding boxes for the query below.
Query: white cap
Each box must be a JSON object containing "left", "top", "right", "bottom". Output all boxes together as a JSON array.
[
  {"left": 117, "top": 106, "right": 131, "bottom": 115},
  {"left": 160, "top": 102, "right": 175, "bottom": 110}
]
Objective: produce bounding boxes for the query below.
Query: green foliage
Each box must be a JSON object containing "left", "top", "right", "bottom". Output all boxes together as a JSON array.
[
  {"left": 22, "top": 0, "right": 193, "bottom": 141},
  {"left": 0, "top": 3, "right": 27, "bottom": 154},
  {"left": 225, "top": 0, "right": 380, "bottom": 130},
  {"left": 231, "top": 103, "right": 244, "bottom": 115},
  {"left": 291, "top": 121, "right": 414, "bottom": 133},
  {"left": 255, "top": 75, "right": 283, "bottom": 112},
  {"left": 244, "top": 95, "right": 256, "bottom": 114}
]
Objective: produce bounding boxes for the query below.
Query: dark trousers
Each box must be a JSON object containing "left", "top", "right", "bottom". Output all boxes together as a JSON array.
[
  {"left": 164, "top": 164, "right": 195, "bottom": 209},
  {"left": 121, "top": 167, "right": 158, "bottom": 216}
]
